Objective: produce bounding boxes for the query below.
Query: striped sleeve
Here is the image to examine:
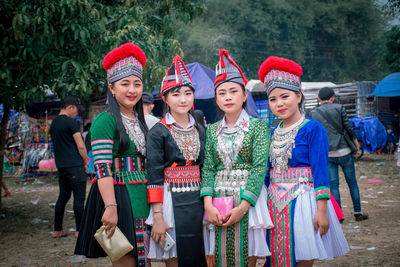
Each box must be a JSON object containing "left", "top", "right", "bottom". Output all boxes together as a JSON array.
[{"left": 90, "top": 112, "right": 116, "bottom": 179}]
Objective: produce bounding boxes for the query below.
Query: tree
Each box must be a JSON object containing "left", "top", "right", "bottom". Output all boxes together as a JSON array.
[
  {"left": 178, "top": 0, "right": 387, "bottom": 83},
  {"left": 0, "top": 0, "right": 205, "bottom": 203},
  {"left": 382, "top": 25, "right": 400, "bottom": 73}
]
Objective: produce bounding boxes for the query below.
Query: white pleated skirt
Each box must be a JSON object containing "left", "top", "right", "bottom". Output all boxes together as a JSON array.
[
  {"left": 145, "top": 185, "right": 177, "bottom": 260},
  {"left": 291, "top": 184, "right": 349, "bottom": 260},
  {"left": 203, "top": 185, "right": 274, "bottom": 257}
]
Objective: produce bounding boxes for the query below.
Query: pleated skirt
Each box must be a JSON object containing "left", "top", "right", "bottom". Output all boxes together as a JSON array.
[{"left": 74, "top": 182, "right": 144, "bottom": 259}]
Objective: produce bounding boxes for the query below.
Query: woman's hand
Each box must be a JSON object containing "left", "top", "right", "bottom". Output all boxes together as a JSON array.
[
  {"left": 205, "top": 205, "right": 224, "bottom": 226},
  {"left": 101, "top": 206, "right": 118, "bottom": 238},
  {"left": 222, "top": 201, "right": 250, "bottom": 227},
  {"left": 151, "top": 214, "right": 170, "bottom": 248},
  {"left": 314, "top": 199, "right": 329, "bottom": 236}
]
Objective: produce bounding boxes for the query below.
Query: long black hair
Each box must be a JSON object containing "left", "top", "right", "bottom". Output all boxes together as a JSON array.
[{"left": 107, "top": 88, "right": 149, "bottom": 154}]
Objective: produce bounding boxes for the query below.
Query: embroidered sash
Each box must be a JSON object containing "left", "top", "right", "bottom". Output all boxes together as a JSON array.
[
  {"left": 268, "top": 167, "right": 313, "bottom": 212},
  {"left": 164, "top": 165, "right": 201, "bottom": 192}
]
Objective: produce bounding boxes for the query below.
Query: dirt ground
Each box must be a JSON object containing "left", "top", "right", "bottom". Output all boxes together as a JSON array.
[{"left": 0, "top": 153, "right": 399, "bottom": 267}]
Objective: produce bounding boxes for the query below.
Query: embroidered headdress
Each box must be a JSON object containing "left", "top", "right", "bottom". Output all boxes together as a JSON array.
[
  {"left": 214, "top": 49, "right": 248, "bottom": 89},
  {"left": 103, "top": 43, "right": 146, "bottom": 83},
  {"left": 258, "top": 56, "right": 303, "bottom": 96},
  {"left": 161, "top": 54, "right": 193, "bottom": 96}
]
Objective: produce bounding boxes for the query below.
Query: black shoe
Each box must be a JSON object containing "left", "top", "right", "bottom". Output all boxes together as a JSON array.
[
  {"left": 339, "top": 218, "right": 344, "bottom": 224},
  {"left": 354, "top": 213, "right": 369, "bottom": 221}
]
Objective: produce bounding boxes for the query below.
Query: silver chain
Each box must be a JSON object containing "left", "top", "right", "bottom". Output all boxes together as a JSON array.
[
  {"left": 217, "top": 127, "right": 245, "bottom": 170},
  {"left": 121, "top": 113, "right": 146, "bottom": 156},
  {"left": 269, "top": 115, "right": 305, "bottom": 173}
]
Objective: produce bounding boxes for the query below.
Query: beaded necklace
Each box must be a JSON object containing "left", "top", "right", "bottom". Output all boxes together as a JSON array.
[
  {"left": 217, "top": 127, "right": 245, "bottom": 170},
  {"left": 269, "top": 115, "right": 305, "bottom": 173},
  {"left": 121, "top": 113, "right": 146, "bottom": 156},
  {"left": 170, "top": 124, "right": 200, "bottom": 163}
]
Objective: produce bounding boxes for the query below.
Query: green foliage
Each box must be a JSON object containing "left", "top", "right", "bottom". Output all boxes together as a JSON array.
[
  {"left": 0, "top": 0, "right": 206, "bottom": 107},
  {"left": 382, "top": 25, "right": 400, "bottom": 72},
  {"left": 178, "top": 0, "right": 387, "bottom": 82}
]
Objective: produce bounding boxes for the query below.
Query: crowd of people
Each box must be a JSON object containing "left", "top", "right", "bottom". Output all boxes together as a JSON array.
[{"left": 48, "top": 42, "right": 372, "bottom": 267}]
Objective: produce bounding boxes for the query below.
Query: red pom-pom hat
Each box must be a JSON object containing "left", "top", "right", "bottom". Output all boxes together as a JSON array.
[
  {"left": 258, "top": 56, "right": 303, "bottom": 96},
  {"left": 102, "top": 43, "right": 146, "bottom": 83},
  {"left": 214, "top": 49, "right": 248, "bottom": 89},
  {"left": 161, "top": 54, "right": 193, "bottom": 96}
]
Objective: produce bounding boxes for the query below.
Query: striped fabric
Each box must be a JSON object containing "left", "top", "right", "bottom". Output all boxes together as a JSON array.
[
  {"left": 314, "top": 186, "right": 330, "bottom": 200},
  {"left": 92, "top": 139, "right": 114, "bottom": 178}
]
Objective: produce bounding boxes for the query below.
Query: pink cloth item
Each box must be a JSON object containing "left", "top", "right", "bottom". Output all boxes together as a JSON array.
[
  {"left": 367, "top": 179, "right": 383, "bottom": 184},
  {"left": 38, "top": 158, "right": 56, "bottom": 169},
  {"left": 204, "top": 197, "right": 234, "bottom": 221},
  {"left": 328, "top": 192, "right": 344, "bottom": 221}
]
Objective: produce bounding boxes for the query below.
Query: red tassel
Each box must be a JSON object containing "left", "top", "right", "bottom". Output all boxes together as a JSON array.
[
  {"left": 144, "top": 180, "right": 148, "bottom": 184},
  {"left": 91, "top": 178, "right": 96, "bottom": 184},
  {"left": 129, "top": 181, "right": 132, "bottom": 185},
  {"left": 132, "top": 181, "right": 137, "bottom": 184},
  {"left": 137, "top": 180, "right": 143, "bottom": 184},
  {"left": 122, "top": 182, "right": 126, "bottom": 185},
  {"left": 113, "top": 180, "right": 117, "bottom": 185}
]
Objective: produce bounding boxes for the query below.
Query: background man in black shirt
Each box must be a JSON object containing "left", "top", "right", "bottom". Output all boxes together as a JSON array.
[{"left": 50, "top": 96, "right": 88, "bottom": 238}]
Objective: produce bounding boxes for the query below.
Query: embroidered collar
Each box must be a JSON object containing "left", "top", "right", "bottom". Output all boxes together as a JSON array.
[
  {"left": 217, "top": 109, "right": 250, "bottom": 135},
  {"left": 165, "top": 112, "right": 195, "bottom": 129}
]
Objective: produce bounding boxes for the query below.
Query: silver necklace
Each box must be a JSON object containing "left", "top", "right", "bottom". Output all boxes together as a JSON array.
[
  {"left": 217, "top": 127, "right": 245, "bottom": 170},
  {"left": 269, "top": 115, "right": 305, "bottom": 173},
  {"left": 170, "top": 124, "right": 200, "bottom": 163},
  {"left": 120, "top": 113, "right": 146, "bottom": 156}
]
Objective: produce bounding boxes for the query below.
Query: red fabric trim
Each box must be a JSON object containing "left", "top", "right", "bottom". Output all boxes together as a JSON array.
[
  {"left": 161, "top": 54, "right": 192, "bottom": 96},
  {"left": 159, "top": 117, "right": 171, "bottom": 130},
  {"left": 214, "top": 72, "right": 227, "bottom": 86},
  {"left": 221, "top": 49, "right": 248, "bottom": 86},
  {"left": 147, "top": 187, "right": 164, "bottom": 203}
]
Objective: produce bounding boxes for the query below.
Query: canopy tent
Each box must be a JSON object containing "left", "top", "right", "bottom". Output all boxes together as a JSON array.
[
  {"left": 153, "top": 62, "right": 259, "bottom": 123},
  {"left": 372, "top": 73, "right": 400, "bottom": 97}
]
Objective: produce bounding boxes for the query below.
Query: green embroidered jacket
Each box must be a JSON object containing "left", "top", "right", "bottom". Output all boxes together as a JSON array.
[{"left": 200, "top": 118, "right": 270, "bottom": 206}]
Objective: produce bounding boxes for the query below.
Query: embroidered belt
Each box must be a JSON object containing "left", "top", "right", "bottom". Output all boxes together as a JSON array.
[
  {"left": 113, "top": 156, "right": 145, "bottom": 173},
  {"left": 270, "top": 166, "right": 313, "bottom": 183},
  {"left": 164, "top": 165, "right": 201, "bottom": 193},
  {"left": 214, "top": 169, "right": 251, "bottom": 195},
  {"left": 268, "top": 167, "right": 313, "bottom": 212}
]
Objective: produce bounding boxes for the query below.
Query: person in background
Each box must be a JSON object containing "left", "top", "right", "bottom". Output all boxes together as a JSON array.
[
  {"left": 193, "top": 109, "right": 207, "bottom": 130},
  {"left": 142, "top": 91, "right": 159, "bottom": 129},
  {"left": 386, "top": 124, "right": 395, "bottom": 154},
  {"left": 310, "top": 87, "right": 368, "bottom": 222},
  {"left": 50, "top": 95, "right": 88, "bottom": 238},
  {"left": 82, "top": 122, "right": 95, "bottom": 178},
  {"left": 392, "top": 112, "right": 400, "bottom": 145}
]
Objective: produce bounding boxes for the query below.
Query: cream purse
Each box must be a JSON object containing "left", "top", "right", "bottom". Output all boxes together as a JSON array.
[{"left": 94, "top": 225, "right": 133, "bottom": 262}]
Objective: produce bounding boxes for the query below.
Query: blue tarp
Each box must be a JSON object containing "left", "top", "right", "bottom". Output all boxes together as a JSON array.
[
  {"left": 372, "top": 72, "right": 400, "bottom": 97},
  {"left": 350, "top": 116, "right": 387, "bottom": 153},
  {"left": 0, "top": 104, "right": 19, "bottom": 122}
]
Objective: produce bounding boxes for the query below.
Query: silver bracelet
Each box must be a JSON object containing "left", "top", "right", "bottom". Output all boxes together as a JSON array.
[{"left": 104, "top": 203, "right": 118, "bottom": 209}]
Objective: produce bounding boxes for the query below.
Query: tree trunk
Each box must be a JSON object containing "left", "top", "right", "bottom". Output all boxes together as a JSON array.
[{"left": 0, "top": 103, "right": 11, "bottom": 206}]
